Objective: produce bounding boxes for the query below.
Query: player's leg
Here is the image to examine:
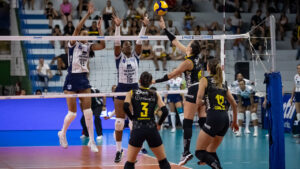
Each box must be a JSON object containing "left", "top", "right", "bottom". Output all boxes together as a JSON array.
[
  {"left": 168, "top": 101, "right": 176, "bottom": 132},
  {"left": 197, "top": 105, "right": 207, "bottom": 129},
  {"left": 124, "top": 145, "right": 141, "bottom": 169},
  {"left": 93, "top": 106, "right": 103, "bottom": 140},
  {"left": 206, "top": 136, "right": 223, "bottom": 163},
  {"left": 251, "top": 100, "right": 259, "bottom": 137},
  {"left": 245, "top": 105, "right": 251, "bottom": 134},
  {"left": 175, "top": 100, "right": 184, "bottom": 126},
  {"left": 114, "top": 98, "right": 126, "bottom": 163},
  {"left": 58, "top": 90, "right": 77, "bottom": 148},
  {"left": 296, "top": 102, "right": 300, "bottom": 121},
  {"left": 236, "top": 104, "right": 245, "bottom": 137},
  {"left": 125, "top": 128, "right": 145, "bottom": 169}
]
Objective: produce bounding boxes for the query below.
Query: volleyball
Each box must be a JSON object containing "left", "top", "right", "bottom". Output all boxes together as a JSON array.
[{"left": 153, "top": 1, "right": 168, "bottom": 16}]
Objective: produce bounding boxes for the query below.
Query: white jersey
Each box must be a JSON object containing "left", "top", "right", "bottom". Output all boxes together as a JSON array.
[
  {"left": 294, "top": 74, "right": 300, "bottom": 92},
  {"left": 116, "top": 51, "right": 140, "bottom": 84},
  {"left": 168, "top": 77, "right": 183, "bottom": 91},
  {"left": 68, "top": 41, "right": 92, "bottom": 73},
  {"left": 237, "top": 85, "right": 254, "bottom": 99},
  {"left": 231, "top": 78, "right": 252, "bottom": 94}
]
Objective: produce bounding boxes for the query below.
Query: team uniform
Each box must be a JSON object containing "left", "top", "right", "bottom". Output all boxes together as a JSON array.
[
  {"left": 129, "top": 88, "right": 163, "bottom": 148},
  {"left": 202, "top": 76, "right": 229, "bottom": 137},
  {"left": 63, "top": 41, "right": 92, "bottom": 91},
  {"left": 167, "top": 77, "right": 183, "bottom": 103},
  {"left": 294, "top": 74, "right": 300, "bottom": 102},
  {"left": 184, "top": 55, "right": 203, "bottom": 103},
  {"left": 236, "top": 85, "right": 254, "bottom": 107},
  {"left": 230, "top": 78, "right": 252, "bottom": 102},
  {"left": 115, "top": 51, "right": 140, "bottom": 100}
]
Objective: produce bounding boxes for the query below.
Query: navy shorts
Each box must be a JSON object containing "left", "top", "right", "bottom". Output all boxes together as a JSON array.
[
  {"left": 167, "top": 94, "right": 183, "bottom": 103},
  {"left": 185, "top": 84, "right": 199, "bottom": 104},
  {"left": 202, "top": 110, "right": 229, "bottom": 137},
  {"left": 63, "top": 73, "right": 91, "bottom": 92},
  {"left": 295, "top": 92, "right": 300, "bottom": 102},
  {"left": 233, "top": 94, "right": 239, "bottom": 103},
  {"left": 129, "top": 127, "right": 163, "bottom": 148},
  {"left": 115, "top": 83, "right": 138, "bottom": 100},
  {"left": 253, "top": 96, "right": 259, "bottom": 103},
  {"left": 241, "top": 98, "right": 251, "bottom": 107}
]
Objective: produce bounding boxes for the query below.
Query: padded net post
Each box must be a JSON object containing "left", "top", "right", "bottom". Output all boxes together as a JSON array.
[{"left": 270, "top": 15, "right": 276, "bottom": 72}]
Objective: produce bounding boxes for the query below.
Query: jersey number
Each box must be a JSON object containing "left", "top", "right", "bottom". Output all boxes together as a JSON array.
[
  {"left": 141, "top": 102, "right": 149, "bottom": 117},
  {"left": 215, "top": 94, "right": 225, "bottom": 110}
]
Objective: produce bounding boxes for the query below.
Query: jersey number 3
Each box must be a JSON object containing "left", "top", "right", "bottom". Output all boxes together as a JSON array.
[
  {"left": 215, "top": 94, "right": 225, "bottom": 110},
  {"left": 141, "top": 102, "right": 149, "bottom": 117}
]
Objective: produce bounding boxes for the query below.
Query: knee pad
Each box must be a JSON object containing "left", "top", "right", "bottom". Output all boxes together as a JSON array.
[
  {"left": 195, "top": 150, "right": 206, "bottom": 161},
  {"left": 198, "top": 117, "right": 206, "bottom": 129},
  {"left": 176, "top": 107, "right": 183, "bottom": 114},
  {"left": 124, "top": 161, "right": 135, "bottom": 169},
  {"left": 115, "top": 118, "right": 125, "bottom": 131},
  {"left": 83, "top": 109, "right": 93, "bottom": 120},
  {"left": 183, "top": 119, "right": 193, "bottom": 139},
  {"left": 251, "top": 113, "right": 258, "bottom": 121},
  {"left": 195, "top": 150, "right": 222, "bottom": 169},
  {"left": 158, "top": 158, "right": 171, "bottom": 169},
  {"left": 237, "top": 113, "right": 244, "bottom": 121},
  {"left": 245, "top": 111, "right": 251, "bottom": 117},
  {"left": 183, "top": 119, "right": 193, "bottom": 129}
]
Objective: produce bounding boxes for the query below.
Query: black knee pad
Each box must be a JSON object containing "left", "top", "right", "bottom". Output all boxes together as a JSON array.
[
  {"left": 195, "top": 150, "right": 206, "bottom": 161},
  {"left": 183, "top": 119, "right": 193, "bottom": 139},
  {"left": 195, "top": 150, "right": 222, "bottom": 169},
  {"left": 124, "top": 161, "right": 135, "bottom": 169},
  {"left": 209, "top": 152, "right": 220, "bottom": 163},
  {"left": 158, "top": 158, "right": 171, "bottom": 169},
  {"left": 198, "top": 117, "right": 206, "bottom": 129}
]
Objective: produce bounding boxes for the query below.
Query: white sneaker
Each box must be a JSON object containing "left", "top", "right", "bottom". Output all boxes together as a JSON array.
[
  {"left": 88, "top": 141, "right": 99, "bottom": 153},
  {"left": 244, "top": 128, "right": 251, "bottom": 134},
  {"left": 58, "top": 131, "right": 68, "bottom": 148},
  {"left": 253, "top": 131, "right": 258, "bottom": 137},
  {"left": 80, "top": 135, "right": 87, "bottom": 139},
  {"left": 96, "top": 135, "right": 103, "bottom": 141},
  {"left": 236, "top": 131, "right": 242, "bottom": 137},
  {"left": 171, "top": 127, "right": 176, "bottom": 133}
]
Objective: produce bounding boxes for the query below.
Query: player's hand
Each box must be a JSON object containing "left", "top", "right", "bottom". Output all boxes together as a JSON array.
[
  {"left": 142, "top": 13, "right": 149, "bottom": 27},
  {"left": 231, "top": 122, "right": 239, "bottom": 132},
  {"left": 102, "top": 106, "right": 106, "bottom": 111},
  {"left": 157, "top": 124, "right": 161, "bottom": 130},
  {"left": 159, "top": 16, "right": 166, "bottom": 29},
  {"left": 104, "top": 116, "right": 110, "bottom": 120},
  {"left": 289, "top": 98, "right": 293, "bottom": 105},
  {"left": 97, "top": 17, "right": 103, "bottom": 30},
  {"left": 196, "top": 98, "right": 204, "bottom": 106},
  {"left": 87, "top": 3, "right": 95, "bottom": 15},
  {"left": 262, "top": 100, "right": 267, "bottom": 109},
  {"left": 152, "top": 80, "right": 156, "bottom": 84},
  {"left": 112, "top": 14, "right": 122, "bottom": 27}
]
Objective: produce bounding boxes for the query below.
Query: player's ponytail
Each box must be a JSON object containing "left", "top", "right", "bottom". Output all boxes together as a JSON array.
[
  {"left": 208, "top": 58, "right": 223, "bottom": 88},
  {"left": 140, "top": 71, "right": 153, "bottom": 88}
]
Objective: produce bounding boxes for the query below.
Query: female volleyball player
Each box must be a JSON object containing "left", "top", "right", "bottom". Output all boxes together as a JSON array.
[
  {"left": 58, "top": 3, "right": 105, "bottom": 153},
  {"left": 195, "top": 58, "right": 238, "bottom": 169},
  {"left": 123, "top": 72, "right": 171, "bottom": 169},
  {"left": 235, "top": 80, "right": 254, "bottom": 137},
  {"left": 155, "top": 16, "right": 206, "bottom": 166},
  {"left": 112, "top": 14, "right": 149, "bottom": 163},
  {"left": 290, "top": 64, "right": 300, "bottom": 122},
  {"left": 166, "top": 71, "right": 184, "bottom": 132}
]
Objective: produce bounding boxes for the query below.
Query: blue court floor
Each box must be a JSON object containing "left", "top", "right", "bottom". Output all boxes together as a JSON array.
[{"left": 0, "top": 128, "right": 299, "bottom": 169}]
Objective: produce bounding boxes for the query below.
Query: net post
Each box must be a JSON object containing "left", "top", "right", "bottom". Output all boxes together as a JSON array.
[
  {"left": 220, "top": 37, "right": 226, "bottom": 82},
  {"left": 270, "top": 15, "right": 276, "bottom": 72}
]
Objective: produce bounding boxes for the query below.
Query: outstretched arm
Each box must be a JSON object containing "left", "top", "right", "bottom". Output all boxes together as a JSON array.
[
  {"left": 91, "top": 17, "right": 106, "bottom": 51},
  {"left": 135, "top": 14, "right": 149, "bottom": 55},
  {"left": 70, "top": 3, "right": 95, "bottom": 45},
  {"left": 112, "top": 14, "right": 122, "bottom": 56}
]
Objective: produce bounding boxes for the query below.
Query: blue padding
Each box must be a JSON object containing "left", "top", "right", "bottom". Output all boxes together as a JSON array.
[
  {"left": 22, "top": 24, "right": 49, "bottom": 29},
  {"left": 265, "top": 72, "right": 285, "bottom": 169},
  {"left": 19, "top": 14, "right": 46, "bottom": 19},
  {"left": 24, "top": 43, "right": 53, "bottom": 49},
  {"left": 27, "top": 54, "right": 55, "bottom": 60}
]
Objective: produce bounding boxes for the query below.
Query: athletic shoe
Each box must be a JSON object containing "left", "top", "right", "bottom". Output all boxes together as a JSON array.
[
  {"left": 141, "top": 148, "right": 148, "bottom": 154},
  {"left": 96, "top": 135, "right": 103, "bottom": 141},
  {"left": 80, "top": 135, "right": 88, "bottom": 139},
  {"left": 178, "top": 152, "right": 193, "bottom": 166},
  {"left": 253, "top": 131, "right": 258, "bottom": 137},
  {"left": 171, "top": 127, "right": 176, "bottom": 133},
  {"left": 88, "top": 140, "right": 99, "bottom": 153},
  {"left": 58, "top": 131, "right": 68, "bottom": 148},
  {"left": 244, "top": 128, "right": 251, "bottom": 134},
  {"left": 114, "top": 149, "right": 123, "bottom": 163},
  {"left": 235, "top": 131, "right": 242, "bottom": 137}
]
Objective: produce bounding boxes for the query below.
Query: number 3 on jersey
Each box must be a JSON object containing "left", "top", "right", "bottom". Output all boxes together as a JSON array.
[
  {"left": 141, "top": 102, "right": 149, "bottom": 117},
  {"left": 215, "top": 94, "right": 225, "bottom": 110}
]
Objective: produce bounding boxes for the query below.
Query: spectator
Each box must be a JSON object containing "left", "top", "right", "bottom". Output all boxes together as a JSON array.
[
  {"left": 262, "top": 10, "right": 271, "bottom": 37},
  {"left": 291, "top": 27, "right": 299, "bottom": 49},
  {"left": 51, "top": 25, "right": 64, "bottom": 49},
  {"left": 50, "top": 53, "right": 68, "bottom": 76},
  {"left": 63, "top": 21, "right": 75, "bottom": 35},
  {"left": 20, "top": 89, "right": 26, "bottom": 95},
  {"left": 136, "top": 1, "right": 147, "bottom": 17},
  {"left": 147, "top": 19, "right": 160, "bottom": 35},
  {"left": 77, "top": 0, "right": 89, "bottom": 19},
  {"left": 88, "top": 21, "right": 99, "bottom": 36},
  {"left": 165, "top": 0, "right": 177, "bottom": 11},
  {"left": 124, "top": 0, "right": 134, "bottom": 7},
  {"left": 129, "top": 19, "right": 140, "bottom": 35},
  {"left": 102, "top": 0, "right": 116, "bottom": 29},
  {"left": 181, "top": 0, "right": 193, "bottom": 12},
  {"left": 233, "top": 28, "right": 246, "bottom": 60},
  {"left": 15, "top": 82, "right": 21, "bottom": 95},
  {"left": 251, "top": 9, "right": 262, "bottom": 27},
  {"left": 168, "top": 20, "right": 179, "bottom": 35},
  {"left": 140, "top": 40, "right": 153, "bottom": 60},
  {"left": 60, "top": 0, "right": 73, "bottom": 26},
  {"left": 278, "top": 12, "right": 288, "bottom": 41},
  {"left": 36, "top": 58, "right": 52, "bottom": 92},
  {"left": 35, "top": 89, "right": 42, "bottom": 95},
  {"left": 169, "top": 44, "right": 184, "bottom": 60},
  {"left": 121, "top": 20, "right": 130, "bottom": 35},
  {"left": 124, "top": 3, "right": 137, "bottom": 20},
  {"left": 205, "top": 29, "right": 220, "bottom": 58},
  {"left": 105, "top": 19, "right": 115, "bottom": 35},
  {"left": 44, "top": 2, "right": 58, "bottom": 29},
  {"left": 22, "top": 0, "right": 34, "bottom": 10},
  {"left": 153, "top": 40, "right": 167, "bottom": 71},
  {"left": 183, "top": 11, "right": 194, "bottom": 31},
  {"left": 227, "top": 10, "right": 242, "bottom": 34}
]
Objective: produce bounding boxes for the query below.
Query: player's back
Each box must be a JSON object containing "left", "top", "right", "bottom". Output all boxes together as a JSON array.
[{"left": 205, "top": 76, "right": 228, "bottom": 112}]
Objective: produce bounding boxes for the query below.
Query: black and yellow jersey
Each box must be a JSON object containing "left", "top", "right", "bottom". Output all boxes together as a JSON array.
[
  {"left": 204, "top": 76, "right": 228, "bottom": 112},
  {"left": 131, "top": 87, "right": 158, "bottom": 122},
  {"left": 184, "top": 54, "right": 203, "bottom": 88}
]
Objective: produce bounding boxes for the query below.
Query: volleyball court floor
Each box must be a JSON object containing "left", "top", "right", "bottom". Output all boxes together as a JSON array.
[{"left": 0, "top": 128, "right": 299, "bottom": 169}]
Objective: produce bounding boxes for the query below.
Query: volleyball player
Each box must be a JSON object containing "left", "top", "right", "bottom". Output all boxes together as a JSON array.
[
  {"left": 290, "top": 64, "right": 300, "bottom": 122},
  {"left": 250, "top": 86, "right": 259, "bottom": 137},
  {"left": 166, "top": 71, "right": 184, "bottom": 132},
  {"left": 195, "top": 58, "right": 238, "bottom": 169},
  {"left": 112, "top": 14, "right": 149, "bottom": 163},
  {"left": 235, "top": 80, "right": 255, "bottom": 137},
  {"left": 58, "top": 3, "right": 105, "bottom": 153},
  {"left": 123, "top": 72, "right": 171, "bottom": 169},
  {"left": 155, "top": 16, "right": 206, "bottom": 166}
]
